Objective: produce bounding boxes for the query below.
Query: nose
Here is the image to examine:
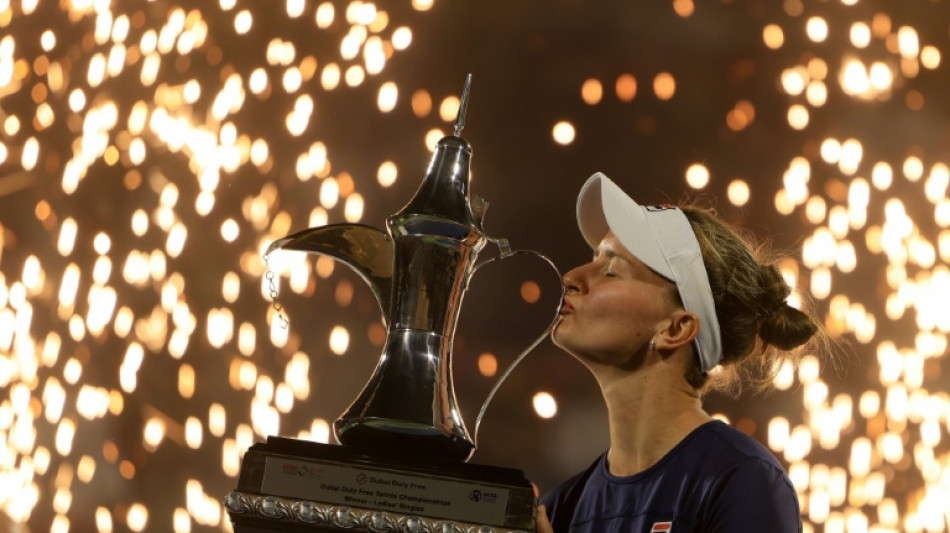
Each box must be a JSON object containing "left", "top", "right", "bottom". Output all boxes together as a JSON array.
[{"left": 562, "top": 264, "right": 586, "bottom": 294}]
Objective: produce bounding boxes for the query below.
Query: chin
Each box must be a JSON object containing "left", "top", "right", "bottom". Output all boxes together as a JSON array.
[
  {"left": 550, "top": 319, "right": 570, "bottom": 350},
  {"left": 551, "top": 321, "right": 608, "bottom": 364},
  {"left": 550, "top": 326, "right": 586, "bottom": 361}
]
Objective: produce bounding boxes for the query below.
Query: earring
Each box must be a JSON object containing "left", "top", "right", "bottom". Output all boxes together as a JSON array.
[{"left": 648, "top": 340, "right": 655, "bottom": 352}]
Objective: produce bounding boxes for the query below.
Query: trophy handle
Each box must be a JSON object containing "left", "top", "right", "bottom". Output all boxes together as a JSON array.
[
  {"left": 265, "top": 224, "right": 394, "bottom": 325},
  {"left": 468, "top": 242, "right": 564, "bottom": 447}
]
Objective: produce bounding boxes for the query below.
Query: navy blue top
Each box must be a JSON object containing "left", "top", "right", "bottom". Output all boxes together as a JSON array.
[{"left": 541, "top": 420, "right": 801, "bottom": 533}]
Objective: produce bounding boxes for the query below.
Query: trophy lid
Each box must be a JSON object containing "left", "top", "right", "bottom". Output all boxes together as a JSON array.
[{"left": 392, "top": 75, "right": 483, "bottom": 234}]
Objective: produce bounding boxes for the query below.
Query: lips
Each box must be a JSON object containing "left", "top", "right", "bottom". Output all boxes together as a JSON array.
[{"left": 559, "top": 299, "right": 574, "bottom": 314}]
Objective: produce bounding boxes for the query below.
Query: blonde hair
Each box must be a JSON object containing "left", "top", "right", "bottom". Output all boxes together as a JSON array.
[{"left": 680, "top": 206, "right": 825, "bottom": 393}]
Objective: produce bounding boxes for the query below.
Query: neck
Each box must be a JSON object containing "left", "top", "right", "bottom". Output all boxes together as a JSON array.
[{"left": 588, "top": 352, "right": 712, "bottom": 477}]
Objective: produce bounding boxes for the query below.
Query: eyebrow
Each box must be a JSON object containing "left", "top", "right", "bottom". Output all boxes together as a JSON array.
[{"left": 593, "top": 246, "right": 631, "bottom": 265}]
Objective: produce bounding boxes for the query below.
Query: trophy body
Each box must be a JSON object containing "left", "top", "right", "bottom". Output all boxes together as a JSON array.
[{"left": 226, "top": 81, "right": 537, "bottom": 532}]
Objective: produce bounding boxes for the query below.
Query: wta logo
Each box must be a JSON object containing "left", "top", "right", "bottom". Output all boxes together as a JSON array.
[{"left": 650, "top": 521, "right": 672, "bottom": 532}]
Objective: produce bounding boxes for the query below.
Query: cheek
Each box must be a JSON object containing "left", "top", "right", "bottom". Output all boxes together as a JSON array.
[
  {"left": 561, "top": 283, "right": 675, "bottom": 342},
  {"left": 551, "top": 306, "right": 646, "bottom": 364},
  {"left": 555, "top": 289, "right": 647, "bottom": 344},
  {"left": 584, "top": 288, "right": 650, "bottom": 324}
]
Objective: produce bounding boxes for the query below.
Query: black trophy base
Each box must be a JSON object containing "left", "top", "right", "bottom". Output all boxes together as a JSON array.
[{"left": 226, "top": 436, "right": 536, "bottom": 533}]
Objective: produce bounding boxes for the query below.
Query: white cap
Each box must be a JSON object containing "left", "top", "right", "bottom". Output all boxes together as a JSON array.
[{"left": 576, "top": 172, "right": 723, "bottom": 372}]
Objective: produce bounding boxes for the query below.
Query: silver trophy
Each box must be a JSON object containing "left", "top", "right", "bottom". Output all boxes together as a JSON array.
[
  {"left": 227, "top": 76, "right": 548, "bottom": 533},
  {"left": 268, "top": 74, "right": 488, "bottom": 461}
]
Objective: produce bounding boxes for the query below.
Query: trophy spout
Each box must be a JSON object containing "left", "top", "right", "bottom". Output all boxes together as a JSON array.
[{"left": 266, "top": 224, "right": 394, "bottom": 324}]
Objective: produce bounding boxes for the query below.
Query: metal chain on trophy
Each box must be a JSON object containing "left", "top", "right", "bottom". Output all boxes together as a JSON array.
[
  {"left": 263, "top": 253, "right": 289, "bottom": 329},
  {"left": 471, "top": 237, "right": 564, "bottom": 447}
]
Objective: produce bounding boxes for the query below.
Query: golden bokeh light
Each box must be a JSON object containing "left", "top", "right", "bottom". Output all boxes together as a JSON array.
[
  {"left": 806, "top": 16, "right": 829, "bottom": 43},
  {"left": 411, "top": 89, "right": 432, "bottom": 117},
  {"left": 377, "top": 160, "right": 397, "bottom": 187},
  {"left": 424, "top": 127, "right": 443, "bottom": 150},
  {"left": 329, "top": 325, "right": 349, "bottom": 355},
  {"left": 764, "top": 24, "right": 785, "bottom": 50},
  {"left": 580, "top": 78, "right": 603, "bottom": 105},
  {"left": 653, "top": 71, "right": 676, "bottom": 100},
  {"left": 477, "top": 352, "right": 498, "bottom": 378},
  {"left": 615, "top": 73, "right": 637, "bottom": 102},
  {"left": 438, "top": 95, "right": 460, "bottom": 122},
  {"left": 532, "top": 392, "right": 557, "bottom": 419},
  {"left": 672, "top": 0, "right": 694, "bottom": 18},
  {"left": 727, "top": 179, "right": 750, "bottom": 207},
  {"left": 520, "top": 280, "right": 541, "bottom": 304},
  {"left": 377, "top": 81, "right": 398, "bottom": 112},
  {"left": 552, "top": 121, "right": 576, "bottom": 145},
  {"left": 685, "top": 163, "right": 710, "bottom": 189},
  {"left": 850, "top": 22, "right": 871, "bottom": 49}
]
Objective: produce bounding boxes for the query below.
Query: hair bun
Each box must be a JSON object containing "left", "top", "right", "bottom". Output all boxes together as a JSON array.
[
  {"left": 756, "top": 265, "right": 817, "bottom": 350},
  {"left": 759, "top": 303, "right": 819, "bottom": 350},
  {"left": 680, "top": 206, "right": 831, "bottom": 392}
]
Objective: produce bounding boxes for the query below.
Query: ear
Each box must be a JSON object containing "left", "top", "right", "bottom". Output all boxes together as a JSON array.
[{"left": 654, "top": 310, "right": 700, "bottom": 353}]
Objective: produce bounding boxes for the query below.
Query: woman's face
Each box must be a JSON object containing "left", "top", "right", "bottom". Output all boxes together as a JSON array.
[{"left": 553, "top": 232, "right": 681, "bottom": 368}]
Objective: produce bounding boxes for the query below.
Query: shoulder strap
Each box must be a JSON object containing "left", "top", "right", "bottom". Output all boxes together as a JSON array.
[{"left": 550, "top": 457, "right": 600, "bottom": 533}]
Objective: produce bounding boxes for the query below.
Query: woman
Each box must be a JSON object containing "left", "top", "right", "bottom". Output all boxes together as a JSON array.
[{"left": 536, "top": 173, "right": 822, "bottom": 532}]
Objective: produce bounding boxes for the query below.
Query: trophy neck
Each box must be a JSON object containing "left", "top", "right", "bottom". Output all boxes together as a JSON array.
[
  {"left": 386, "top": 230, "right": 483, "bottom": 335},
  {"left": 335, "top": 328, "right": 475, "bottom": 462},
  {"left": 385, "top": 133, "right": 487, "bottom": 335}
]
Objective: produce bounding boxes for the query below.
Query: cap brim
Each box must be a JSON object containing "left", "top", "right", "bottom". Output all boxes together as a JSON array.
[{"left": 577, "top": 172, "right": 675, "bottom": 280}]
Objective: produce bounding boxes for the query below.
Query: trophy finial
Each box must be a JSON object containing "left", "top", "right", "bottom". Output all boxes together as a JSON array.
[{"left": 453, "top": 73, "right": 472, "bottom": 137}]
